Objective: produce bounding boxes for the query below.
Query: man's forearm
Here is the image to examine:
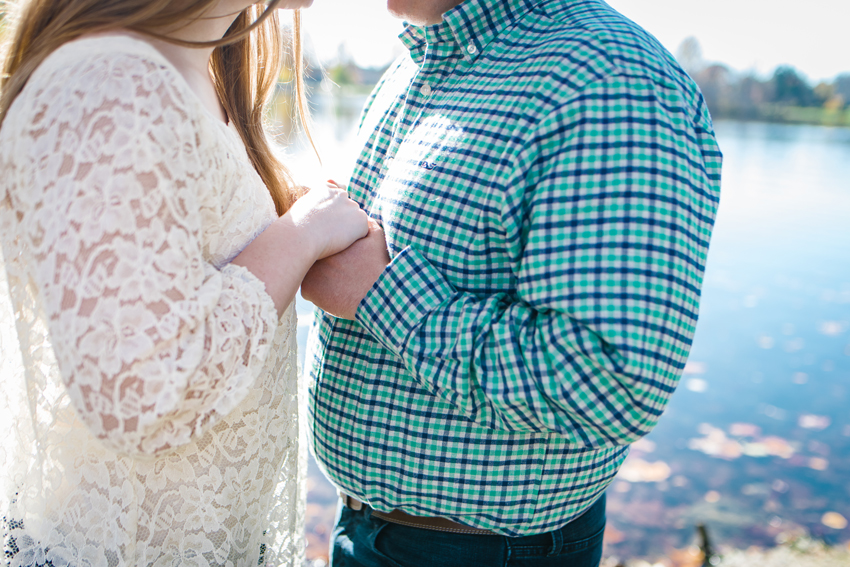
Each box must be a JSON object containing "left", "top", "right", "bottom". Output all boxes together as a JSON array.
[
  {"left": 301, "top": 223, "right": 391, "bottom": 320},
  {"left": 355, "top": 245, "right": 687, "bottom": 447}
]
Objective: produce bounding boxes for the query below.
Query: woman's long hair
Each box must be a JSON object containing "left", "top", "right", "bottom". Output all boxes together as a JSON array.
[{"left": 0, "top": 0, "right": 309, "bottom": 215}]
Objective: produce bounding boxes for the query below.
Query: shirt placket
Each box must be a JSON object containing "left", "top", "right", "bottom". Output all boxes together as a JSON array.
[{"left": 385, "top": 41, "right": 460, "bottom": 168}]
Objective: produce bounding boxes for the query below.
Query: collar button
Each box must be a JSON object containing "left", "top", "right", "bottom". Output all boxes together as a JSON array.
[{"left": 467, "top": 44, "right": 478, "bottom": 55}]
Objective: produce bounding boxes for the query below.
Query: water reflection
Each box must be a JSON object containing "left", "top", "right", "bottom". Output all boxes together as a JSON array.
[{"left": 277, "top": 94, "right": 850, "bottom": 561}]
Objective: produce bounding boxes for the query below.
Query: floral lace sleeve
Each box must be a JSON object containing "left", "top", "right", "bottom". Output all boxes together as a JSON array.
[{"left": 10, "top": 52, "right": 279, "bottom": 457}]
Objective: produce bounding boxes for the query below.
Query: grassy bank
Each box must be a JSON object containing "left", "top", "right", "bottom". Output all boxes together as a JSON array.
[
  {"left": 715, "top": 106, "right": 850, "bottom": 128},
  {"left": 757, "top": 106, "right": 850, "bottom": 127}
]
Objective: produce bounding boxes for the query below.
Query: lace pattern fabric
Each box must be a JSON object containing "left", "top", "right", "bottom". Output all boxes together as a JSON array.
[{"left": 0, "top": 36, "right": 305, "bottom": 566}]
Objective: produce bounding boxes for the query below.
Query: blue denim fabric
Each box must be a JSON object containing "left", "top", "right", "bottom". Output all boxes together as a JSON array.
[{"left": 330, "top": 494, "right": 606, "bottom": 567}]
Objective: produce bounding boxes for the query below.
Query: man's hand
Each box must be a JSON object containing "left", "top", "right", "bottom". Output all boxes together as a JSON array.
[{"left": 301, "top": 220, "right": 391, "bottom": 320}]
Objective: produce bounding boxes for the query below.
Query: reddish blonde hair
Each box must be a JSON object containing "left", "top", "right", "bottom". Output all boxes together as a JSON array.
[{"left": 0, "top": 0, "right": 310, "bottom": 215}]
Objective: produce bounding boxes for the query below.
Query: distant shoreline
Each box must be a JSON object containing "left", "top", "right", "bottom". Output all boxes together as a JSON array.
[
  {"left": 316, "top": 84, "right": 850, "bottom": 129},
  {"left": 711, "top": 106, "right": 850, "bottom": 129}
]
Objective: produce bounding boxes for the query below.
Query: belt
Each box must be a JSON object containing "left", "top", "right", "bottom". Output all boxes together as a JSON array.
[{"left": 340, "top": 493, "right": 498, "bottom": 536}]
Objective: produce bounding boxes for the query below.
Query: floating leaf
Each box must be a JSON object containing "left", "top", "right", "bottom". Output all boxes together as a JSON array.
[
  {"left": 821, "top": 512, "right": 848, "bottom": 530},
  {"left": 799, "top": 414, "right": 831, "bottom": 430},
  {"left": 618, "top": 458, "right": 672, "bottom": 482},
  {"left": 729, "top": 423, "right": 761, "bottom": 437}
]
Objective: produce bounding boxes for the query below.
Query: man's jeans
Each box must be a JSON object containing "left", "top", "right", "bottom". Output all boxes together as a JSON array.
[{"left": 330, "top": 494, "right": 606, "bottom": 567}]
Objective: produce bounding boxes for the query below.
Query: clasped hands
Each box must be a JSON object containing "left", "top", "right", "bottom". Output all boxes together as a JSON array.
[{"left": 299, "top": 182, "right": 391, "bottom": 320}]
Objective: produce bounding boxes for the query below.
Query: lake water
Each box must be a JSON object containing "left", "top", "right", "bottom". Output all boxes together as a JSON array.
[{"left": 284, "top": 97, "right": 850, "bottom": 561}]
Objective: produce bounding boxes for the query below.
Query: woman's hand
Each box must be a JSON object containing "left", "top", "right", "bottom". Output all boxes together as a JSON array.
[
  {"left": 286, "top": 180, "right": 369, "bottom": 260},
  {"left": 231, "top": 180, "right": 368, "bottom": 316}
]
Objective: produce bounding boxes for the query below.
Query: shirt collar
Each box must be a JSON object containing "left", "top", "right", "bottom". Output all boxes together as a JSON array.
[{"left": 399, "top": 0, "right": 539, "bottom": 65}]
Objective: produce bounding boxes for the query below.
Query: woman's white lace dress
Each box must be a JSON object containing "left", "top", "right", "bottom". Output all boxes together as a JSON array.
[{"left": 0, "top": 36, "right": 305, "bottom": 567}]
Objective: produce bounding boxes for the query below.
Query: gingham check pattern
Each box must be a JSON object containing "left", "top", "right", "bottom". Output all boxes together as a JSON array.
[{"left": 306, "top": 0, "right": 721, "bottom": 536}]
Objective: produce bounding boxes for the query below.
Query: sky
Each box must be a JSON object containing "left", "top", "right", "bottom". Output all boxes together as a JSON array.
[{"left": 299, "top": 0, "right": 850, "bottom": 83}]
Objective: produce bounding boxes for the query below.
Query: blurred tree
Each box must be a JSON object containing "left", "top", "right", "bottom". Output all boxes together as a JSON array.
[
  {"left": 328, "top": 63, "right": 356, "bottom": 86},
  {"left": 813, "top": 82, "right": 838, "bottom": 108},
  {"left": 728, "top": 74, "right": 768, "bottom": 120},
  {"left": 814, "top": 82, "right": 835, "bottom": 101},
  {"left": 833, "top": 73, "right": 850, "bottom": 104},
  {"left": 769, "top": 66, "right": 818, "bottom": 107},
  {"left": 327, "top": 43, "right": 358, "bottom": 86},
  {"left": 694, "top": 64, "right": 732, "bottom": 116},
  {"left": 676, "top": 36, "right": 705, "bottom": 75}
]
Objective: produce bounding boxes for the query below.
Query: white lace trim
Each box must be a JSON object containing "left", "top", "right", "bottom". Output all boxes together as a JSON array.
[{"left": 0, "top": 35, "right": 305, "bottom": 566}]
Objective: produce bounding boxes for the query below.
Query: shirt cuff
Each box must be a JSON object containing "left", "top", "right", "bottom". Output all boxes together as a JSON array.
[{"left": 356, "top": 245, "right": 455, "bottom": 357}]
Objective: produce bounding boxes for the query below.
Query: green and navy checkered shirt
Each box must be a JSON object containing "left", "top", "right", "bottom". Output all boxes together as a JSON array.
[{"left": 306, "top": 0, "right": 721, "bottom": 536}]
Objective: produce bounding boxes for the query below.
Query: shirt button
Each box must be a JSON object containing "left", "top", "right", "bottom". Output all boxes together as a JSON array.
[
  {"left": 467, "top": 44, "right": 477, "bottom": 55},
  {"left": 420, "top": 83, "right": 432, "bottom": 97}
]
